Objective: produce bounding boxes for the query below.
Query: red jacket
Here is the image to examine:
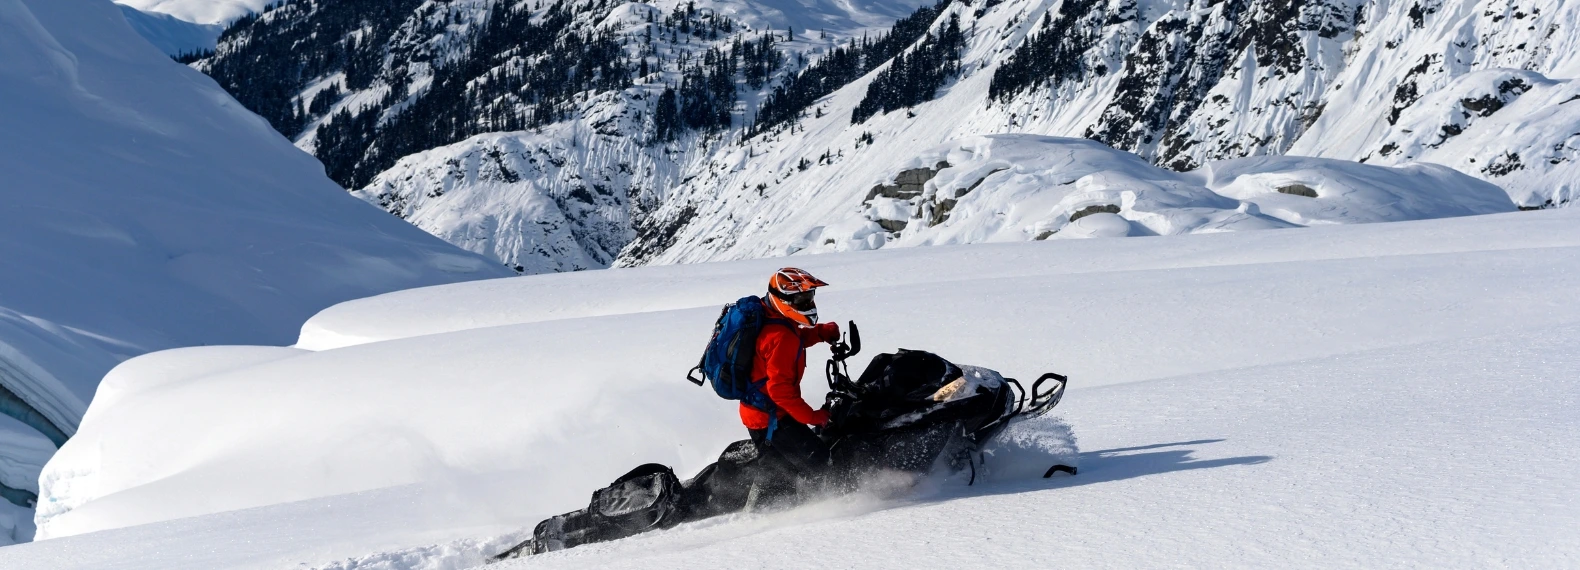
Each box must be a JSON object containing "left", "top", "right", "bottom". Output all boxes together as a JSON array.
[{"left": 739, "top": 303, "right": 838, "bottom": 430}]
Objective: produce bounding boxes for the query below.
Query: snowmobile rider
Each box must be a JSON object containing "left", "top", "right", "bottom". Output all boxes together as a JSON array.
[{"left": 743, "top": 267, "right": 840, "bottom": 476}]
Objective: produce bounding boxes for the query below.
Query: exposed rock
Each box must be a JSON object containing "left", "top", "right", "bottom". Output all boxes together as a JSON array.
[
  {"left": 922, "top": 167, "right": 1004, "bottom": 226},
  {"left": 866, "top": 161, "right": 952, "bottom": 201},
  {"left": 1483, "top": 152, "right": 1525, "bottom": 177},
  {"left": 1517, "top": 196, "right": 1570, "bottom": 210},
  {"left": 876, "top": 218, "right": 909, "bottom": 232},
  {"left": 960, "top": 168, "right": 1005, "bottom": 196},
  {"left": 1461, "top": 79, "right": 1531, "bottom": 117},
  {"left": 1278, "top": 184, "right": 1319, "bottom": 197},
  {"left": 1069, "top": 204, "right": 1122, "bottom": 222},
  {"left": 928, "top": 198, "right": 958, "bottom": 226}
]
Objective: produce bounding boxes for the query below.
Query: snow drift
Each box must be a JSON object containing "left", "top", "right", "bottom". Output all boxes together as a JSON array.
[
  {"left": 29, "top": 207, "right": 1580, "bottom": 566},
  {"left": 785, "top": 135, "right": 1512, "bottom": 255},
  {"left": 0, "top": 0, "right": 510, "bottom": 542}
]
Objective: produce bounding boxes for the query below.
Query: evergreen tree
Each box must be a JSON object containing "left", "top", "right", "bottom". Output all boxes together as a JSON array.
[
  {"left": 851, "top": 14, "right": 964, "bottom": 123},
  {"left": 987, "top": 0, "right": 1116, "bottom": 103},
  {"left": 653, "top": 86, "right": 680, "bottom": 141},
  {"left": 750, "top": 0, "right": 951, "bottom": 134}
]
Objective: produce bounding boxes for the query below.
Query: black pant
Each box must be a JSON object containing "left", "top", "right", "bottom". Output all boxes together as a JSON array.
[{"left": 748, "top": 420, "right": 830, "bottom": 476}]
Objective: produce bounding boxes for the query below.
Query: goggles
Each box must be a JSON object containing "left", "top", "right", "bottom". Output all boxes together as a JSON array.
[{"left": 773, "top": 288, "right": 817, "bottom": 312}]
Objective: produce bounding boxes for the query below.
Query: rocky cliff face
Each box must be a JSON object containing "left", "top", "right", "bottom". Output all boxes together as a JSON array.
[{"left": 192, "top": 0, "right": 1580, "bottom": 272}]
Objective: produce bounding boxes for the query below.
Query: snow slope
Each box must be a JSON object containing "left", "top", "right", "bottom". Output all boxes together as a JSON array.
[
  {"left": 191, "top": 0, "right": 1579, "bottom": 275},
  {"left": 113, "top": 0, "right": 263, "bottom": 25},
  {"left": 623, "top": 0, "right": 1579, "bottom": 265},
  {"left": 0, "top": 0, "right": 510, "bottom": 543},
  {"left": 116, "top": 4, "right": 222, "bottom": 56},
  {"left": 8, "top": 207, "right": 1578, "bottom": 568}
]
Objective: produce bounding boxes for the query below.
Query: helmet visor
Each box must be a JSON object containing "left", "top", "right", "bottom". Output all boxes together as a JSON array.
[{"left": 774, "top": 288, "right": 816, "bottom": 313}]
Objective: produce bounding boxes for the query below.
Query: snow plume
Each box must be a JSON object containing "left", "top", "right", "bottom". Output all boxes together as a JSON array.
[
  {"left": 978, "top": 415, "right": 1080, "bottom": 483},
  {"left": 306, "top": 533, "right": 529, "bottom": 570}
]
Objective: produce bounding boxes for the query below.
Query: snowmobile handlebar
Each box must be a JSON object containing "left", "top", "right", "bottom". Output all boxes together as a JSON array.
[
  {"left": 830, "top": 321, "right": 860, "bottom": 361},
  {"left": 824, "top": 321, "right": 861, "bottom": 394}
]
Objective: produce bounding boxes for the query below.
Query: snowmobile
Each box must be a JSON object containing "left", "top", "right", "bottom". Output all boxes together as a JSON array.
[{"left": 493, "top": 323, "right": 1070, "bottom": 560}]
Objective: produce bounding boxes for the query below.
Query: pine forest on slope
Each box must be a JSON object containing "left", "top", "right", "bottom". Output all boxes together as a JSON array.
[{"left": 187, "top": 0, "right": 1580, "bottom": 273}]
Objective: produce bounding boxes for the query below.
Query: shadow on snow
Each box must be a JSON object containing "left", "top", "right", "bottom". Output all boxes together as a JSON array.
[{"left": 942, "top": 438, "right": 1273, "bottom": 501}]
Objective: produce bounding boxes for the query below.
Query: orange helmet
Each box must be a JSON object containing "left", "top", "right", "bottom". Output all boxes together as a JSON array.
[{"left": 767, "top": 267, "right": 828, "bottom": 326}]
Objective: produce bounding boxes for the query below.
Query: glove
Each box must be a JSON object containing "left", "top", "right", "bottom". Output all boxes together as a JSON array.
[
  {"left": 817, "top": 322, "right": 840, "bottom": 343},
  {"left": 807, "top": 408, "right": 830, "bottom": 428}
]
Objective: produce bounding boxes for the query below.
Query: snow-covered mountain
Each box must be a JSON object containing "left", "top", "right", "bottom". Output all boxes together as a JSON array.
[
  {"left": 7, "top": 207, "right": 1578, "bottom": 568},
  {"left": 0, "top": 0, "right": 511, "bottom": 543},
  {"left": 185, "top": 0, "right": 1575, "bottom": 273}
]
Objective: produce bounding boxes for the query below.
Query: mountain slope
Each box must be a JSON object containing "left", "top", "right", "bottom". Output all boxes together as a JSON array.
[
  {"left": 0, "top": 0, "right": 511, "bottom": 542},
  {"left": 5, "top": 207, "right": 1577, "bottom": 568},
  {"left": 623, "top": 0, "right": 1577, "bottom": 264},
  {"left": 113, "top": 0, "right": 265, "bottom": 25},
  {"left": 184, "top": 0, "right": 1575, "bottom": 275},
  {"left": 116, "top": 3, "right": 222, "bottom": 56}
]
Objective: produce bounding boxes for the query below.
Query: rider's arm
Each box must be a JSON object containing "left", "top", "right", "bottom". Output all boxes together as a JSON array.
[
  {"left": 761, "top": 327, "right": 828, "bottom": 426},
  {"left": 799, "top": 322, "right": 839, "bottom": 346}
]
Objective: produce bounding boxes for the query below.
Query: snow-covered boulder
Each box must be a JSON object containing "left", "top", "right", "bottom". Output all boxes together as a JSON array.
[
  {"left": 790, "top": 135, "right": 1512, "bottom": 253},
  {"left": 1201, "top": 155, "right": 1519, "bottom": 226}
]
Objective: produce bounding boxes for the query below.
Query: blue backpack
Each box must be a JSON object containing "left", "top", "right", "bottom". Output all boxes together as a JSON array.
[{"left": 687, "top": 296, "right": 793, "bottom": 425}]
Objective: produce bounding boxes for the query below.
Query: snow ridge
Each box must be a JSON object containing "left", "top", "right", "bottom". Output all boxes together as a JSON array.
[{"left": 116, "top": 4, "right": 222, "bottom": 56}]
